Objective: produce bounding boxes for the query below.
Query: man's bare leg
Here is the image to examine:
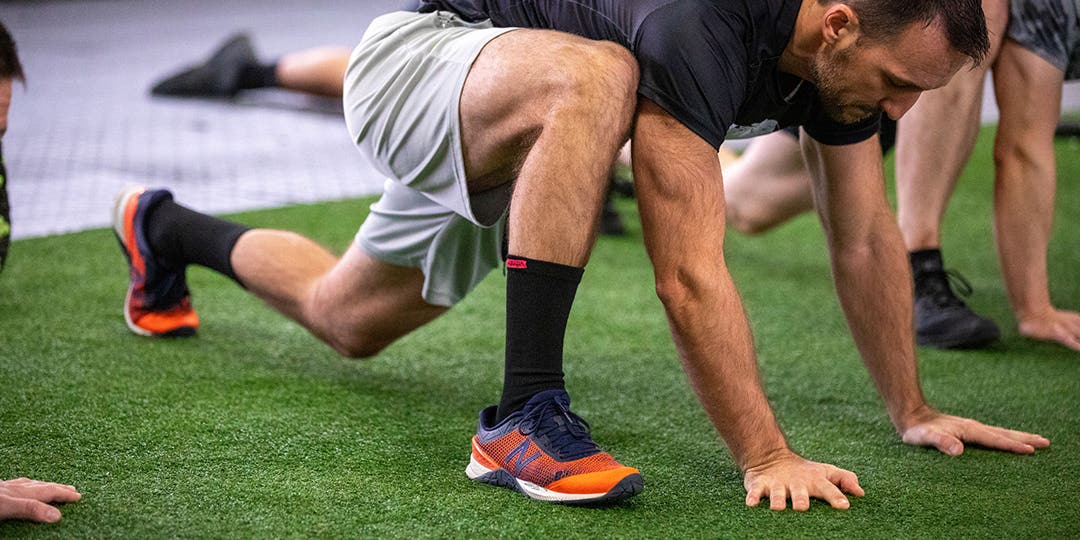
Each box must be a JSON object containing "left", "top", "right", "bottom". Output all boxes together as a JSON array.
[
  {"left": 722, "top": 131, "right": 814, "bottom": 235},
  {"left": 137, "top": 28, "right": 636, "bottom": 369},
  {"left": 991, "top": 41, "right": 1080, "bottom": 350},
  {"left": 460, "top": 35, "right": 637, "bottom": 264},
  {"left": 231, "top": 232, "right": 446, "bottom": 357},
  {"left": 275, "top": 47, "right": 351, "bottom": 98},
  {"left": 450, "top": 29, "right": 643, "bottom": 501},
  {"left": 455, "top": 31, "right": 638, "bottom": 416}
]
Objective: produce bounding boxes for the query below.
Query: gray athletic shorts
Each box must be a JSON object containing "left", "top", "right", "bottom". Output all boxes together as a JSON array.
[
  {"left": 1007, "top": 0, "right": 1080, "bottom": 80},
  {"left": 343, "top": 11, "right": 518, "bottom": 307}
]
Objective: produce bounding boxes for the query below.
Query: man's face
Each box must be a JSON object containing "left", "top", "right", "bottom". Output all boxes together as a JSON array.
[{"left": 809, "top": 19, "right": 969, "bottom": 123}]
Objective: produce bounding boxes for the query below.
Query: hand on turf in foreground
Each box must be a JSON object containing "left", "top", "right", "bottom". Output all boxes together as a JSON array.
[
  {"left": 1018, "top": 307, "right": 1080, "bottom": 352},
  {"left": 743, "top": 450, "right": 864, "bottom": 511},
  {"left": 898, "top": 406, "right": 1050, "bottom": 456},
  {"left": 0, "top": 478, "right": 81, "bottom": 523}
]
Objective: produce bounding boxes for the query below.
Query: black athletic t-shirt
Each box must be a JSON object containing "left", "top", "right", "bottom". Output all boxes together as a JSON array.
[{"left": 418, "top": 0, "right": 880, "bottom": 149}]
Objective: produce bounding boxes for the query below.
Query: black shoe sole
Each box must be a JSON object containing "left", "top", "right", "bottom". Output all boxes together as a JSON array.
[{"left": 917, "top": 327, "right": 1001, "bottom": 349}]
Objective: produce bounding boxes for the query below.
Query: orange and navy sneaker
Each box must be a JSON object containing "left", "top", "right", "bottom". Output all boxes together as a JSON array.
[
  {"left": 112, "top": 186, "right": 199, "bottom": 337},
  {"left": 466, "top": 389, "right": 643, "bottom": 505}
]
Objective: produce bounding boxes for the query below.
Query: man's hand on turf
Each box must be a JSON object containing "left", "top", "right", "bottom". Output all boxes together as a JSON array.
[
  {"left": 743, "top": 450, "right": 864, "bottom": 511},
  {"left": 0, "top": 478, "right": 81, "bottom": 523},
  {"left": 898, "top": 406, "right": 1050, "bottom": 456}
]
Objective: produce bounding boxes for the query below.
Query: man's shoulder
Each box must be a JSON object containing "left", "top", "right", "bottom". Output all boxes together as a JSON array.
[
  {"left": 635, "top": 0, "right": 748, "bottom": 32},
  {"left": 634, "top": 0, "right": 793, "bottom": 55}
]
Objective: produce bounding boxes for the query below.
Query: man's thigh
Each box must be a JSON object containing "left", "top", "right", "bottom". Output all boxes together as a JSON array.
[{"left": 458, "top": 29, "right": 637, "bottom": 193}]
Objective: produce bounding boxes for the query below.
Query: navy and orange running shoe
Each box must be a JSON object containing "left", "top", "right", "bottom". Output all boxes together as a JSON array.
[
  {"left": 466, "top": 389, "right": 643, "bottom": 504},
  {"left": 112, "top": 186, "right": 199, "bottom": 337}
]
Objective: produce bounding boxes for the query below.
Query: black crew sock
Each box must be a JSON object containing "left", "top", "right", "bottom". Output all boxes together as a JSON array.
[
  {"left": 144, "top": 199, "right": 249, "bottom": 284},
  {"left": 237, "top": 61, "right": 280, "bottom": 90},
  {"left": 496, "top": 255, "right": 584, "bottom": 422}
]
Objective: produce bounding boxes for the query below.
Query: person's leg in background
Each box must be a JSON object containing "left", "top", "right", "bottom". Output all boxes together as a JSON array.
[
  {"left": 150, "top": 33, "right": 351, "bottom": 99},
  {"left": 893, "top": 0, "right": 1008, "bottom": 349},
  {"left": 722, "top": 128, "right": 816, "bottom": 235},
  {"left": 990, "top": 1, "right": 1080, "bottom": 351}
]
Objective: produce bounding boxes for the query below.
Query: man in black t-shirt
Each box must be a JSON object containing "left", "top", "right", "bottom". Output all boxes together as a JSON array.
[{"left": 120, "top": 0, "right": 1049, "bottom": 508}]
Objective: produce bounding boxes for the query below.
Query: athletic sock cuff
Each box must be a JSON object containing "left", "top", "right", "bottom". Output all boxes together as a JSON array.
[
  {"left": 909, "top": 248, "right": 944, "bottom": 273},
  {"left": 505, "top": 255, "right": 583, "bottom": 283},
  {"left": 237, "top": 61, "right": 280, "bottom": 90}
]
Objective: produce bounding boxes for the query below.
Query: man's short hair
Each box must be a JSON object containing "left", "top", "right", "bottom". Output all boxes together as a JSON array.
[
  {"left": 0, "top": 21, "right": 24, "bottom": 82},
  {"left": 821, "top": 0, "right": 991, "bottom": 66}
]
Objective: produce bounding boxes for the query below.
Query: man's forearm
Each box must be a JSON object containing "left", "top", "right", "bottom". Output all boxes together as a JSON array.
[
  {"left": 659, "top": 269, "right": 789, "bottom": 471},
  {"left": 801, "top": 135, "right": 928, "bottom": 429},
  {"left": 828, "top": 216, "right": 927, "bottom": 428},
  {"left": 632, "top": 99, "right": 790, "bottom": 471}
]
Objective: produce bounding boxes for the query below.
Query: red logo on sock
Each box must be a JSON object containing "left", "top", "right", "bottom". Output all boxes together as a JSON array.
[{"left": 507, "top": 259, "right": 528, "bottom": 269}]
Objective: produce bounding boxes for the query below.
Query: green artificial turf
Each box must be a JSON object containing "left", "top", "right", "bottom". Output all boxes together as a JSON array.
[{"left": 1, "top": 128, "right": 1078, "bottom": 538}]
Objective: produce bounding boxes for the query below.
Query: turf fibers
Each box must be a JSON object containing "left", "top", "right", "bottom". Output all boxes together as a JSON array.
[{"left": 1, "top": 129, "right": 1078, "bottom": 538}]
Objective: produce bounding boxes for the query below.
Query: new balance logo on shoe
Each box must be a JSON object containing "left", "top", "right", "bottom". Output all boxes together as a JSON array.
[{"left": 506, "top": 438, "right": 541, "bottom": 475}]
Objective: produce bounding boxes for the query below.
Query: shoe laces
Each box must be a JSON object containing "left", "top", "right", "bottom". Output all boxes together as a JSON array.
[
  {"left": 518, "top": 397, "right": 600, "bottom": 461},
  {"left": 917, "top": 268, "right": 974, "bottom": 308}
]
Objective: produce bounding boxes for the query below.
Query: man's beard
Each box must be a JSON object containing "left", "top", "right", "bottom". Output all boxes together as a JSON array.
[{"left": 809, "top": 48, "right": 879, "bottom": 124}]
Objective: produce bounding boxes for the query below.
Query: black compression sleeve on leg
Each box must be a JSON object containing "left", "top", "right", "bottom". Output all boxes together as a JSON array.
[
  {"left": 496, "top": 255, "right": 584, "bottom": 421},
  {"left": 144, "top": 199, "right": 250, "bottom": 284}
]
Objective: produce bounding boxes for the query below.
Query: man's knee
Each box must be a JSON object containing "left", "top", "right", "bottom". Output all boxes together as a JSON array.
[
  {"left": 726, "top": 204, "right": 771, "bottom": 236},
  {"left": 328, "top": 333, "right": 388, "bottom": 360},
  {"left": 543, "top": 40, "right": 639, "bottom": 130}
]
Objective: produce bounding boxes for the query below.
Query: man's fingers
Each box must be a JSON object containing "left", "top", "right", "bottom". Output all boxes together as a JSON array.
[
  {"left": 0, "top": 494, "right": 62, "bottom": 523},
  {"left": 4, "top": 482, "right": 81, "bottom": 503},
  {"left": 1057, "top": 331, "right": 1080, "bottom": 352},
  {"left": 827, "top": 468, "right": 865, "bottom": 496},
  {"left": 906, "top": 428, "right": 965, "bottom": 456},
  {"left": 993, "top": 426, "right": 1050, "bottom": 448},
  {"left": 768, "top": 483, "right": 788, "bottom": 511},
  {"left": 964, "top": 426, "right": 1036, "bottom": 454},
  {"left": 790, "top": 484, "right": 810, "bottom": 512},
  {"left": 811, "top": 479, "right": 850, "bottom": 510},
  {"left": 745, "top": 481, "right": 766, "bottom": 507}
]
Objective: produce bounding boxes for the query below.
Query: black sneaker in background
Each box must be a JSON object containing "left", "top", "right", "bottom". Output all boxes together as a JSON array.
[
  {"left": 911, "top": 248, "right": 1000, "bottom": 349},
  {"left": 150, "top": 33, "right": 257, "bottom": 98},
  {"left": 599, "top": 194, "right": 626, "bottom": 236}
]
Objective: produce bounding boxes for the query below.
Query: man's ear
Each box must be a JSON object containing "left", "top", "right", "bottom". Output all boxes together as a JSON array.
[{"left": 821, "top": 4, "right": 860, "bottom": 47}]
